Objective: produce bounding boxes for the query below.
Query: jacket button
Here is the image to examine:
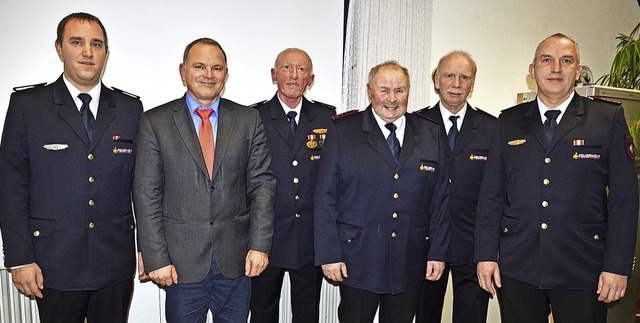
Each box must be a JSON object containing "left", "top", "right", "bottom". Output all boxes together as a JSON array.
[
  {"left": 89, "top": 199, "right": 95, "bottom": 206},
  {"left": 394, "top": 173, "right": 399, "bottom": 180},
  {"left": 392, "top": 212, "right": 398, "bottom": 219},
  {"left": 89, "top": 223, "right": 95, "bottom": 229},
  {"left": 594, "top": 234, "right": 600, "bottom": 240},
  {"left": 293, "top": 178, "right": 299, "bottom": 184},
  {"left": 33, "top": 231, "right": 40, "bottom": 237},
  {"left": 295, "top": 213, "right": 301, "bottom": 218},
  {"left": 295, "top": 195, "right": 300, "bottom": 200},
  {"left": 503, "top": 227, "right": 509, "bottom": 233},
  {"left": 544, "top": 157, "right": 551, "bottom": 164},
  {"left": 541, "top": 201, "right": 548, "bottom": 208},
  {"left": 391, "top": 232, "right": 397, "bottom": 238},
  {"left": 292, "top": 160, "right": 298, "bottom": 166},
  {"left": 393, "top": 193, "right": 399, "bottom": 199},
  {"left": 88, "top": 176, "right": 95, "bottom": 183},
  {"left": 541, "top": 223, "right": 548, "bottom": 230},
  {"left": 88, "top": 154, "right": 94, "bottom": 160},
  {"left": 543, "top": 178, "right": 550, "bottom": 185}
]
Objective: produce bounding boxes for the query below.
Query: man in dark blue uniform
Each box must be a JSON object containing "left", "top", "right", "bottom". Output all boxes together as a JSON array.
[
  {"left": 250, "top": 48, "right": 335, "bottom": 323},
  {"left": 475, "top": 33, "right": 639, "bottom": 323},
  {"left": 415, "top": 51, "right": 496, "bottom": 323},
  {"left": 0, "top": 12, "right": 142, "bottom": 323},
  {"left": 314, "top": 61, "right": 450, "bottom": 323}
]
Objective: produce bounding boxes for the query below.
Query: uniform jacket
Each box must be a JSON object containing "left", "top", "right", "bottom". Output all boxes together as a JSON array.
[
  {"left": 314, "top": 106, "right": 450, "bottom": 294},
  {"left": 475, "top": 94, "right": 639, "bottom": 289},
  {"left": 253, "top": 94, "right": 335, "bottom": 269},
  {"left": 133, "top": 96, "right": 276, "bottom": 283},
  {"left": 0, "top": 75, "right": 142, "bottom": 290},
  {"left": 416, "top": 103, "right": 496, "bottom": 265}
]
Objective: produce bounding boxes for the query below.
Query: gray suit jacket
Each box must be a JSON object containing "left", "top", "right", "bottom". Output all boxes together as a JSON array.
[{"left": 133, "top": 96, "right": 276, "bottom": 282}]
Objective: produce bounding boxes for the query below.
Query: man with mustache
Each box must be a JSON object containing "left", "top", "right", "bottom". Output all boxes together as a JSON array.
[
  {"left": 314, "top": 61, "right": 450, "bottom": 322},
  {"left": 475, "top": 33, "right": 638, "bottom": 323},
  {"left": 250, "top": 48, "right": 335, "bottom": 323},
  {"left": 415, "top": 51, "right": 496, "bottom": 323}
]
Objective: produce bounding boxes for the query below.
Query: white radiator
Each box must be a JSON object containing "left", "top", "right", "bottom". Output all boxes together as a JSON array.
[{"left": 0, "top": 269, "right": 40, "bottom": 323}]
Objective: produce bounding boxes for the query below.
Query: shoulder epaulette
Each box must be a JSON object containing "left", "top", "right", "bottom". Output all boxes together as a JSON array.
[
  {"left": 412, "top": 106, "right": 431, "bottom": 114},
  {"left": 13, "top": 82, "right": 46, "bottom": 92},
  {"left": 413, "top": 111, "right": 438, "bottom": 124},
  {"left": 111, "top": 87, "right": 140, "bottom": 99},
  {"left": 310, "top": 100, "right": 336, "bottom": 110},
  {"left": 248, "top": 100, "right": 268, "bottom": 109},
  {"left": 589, "top": 96, "right": 621, "bottom": 106},
  {"left": 331, "top": 109, "right": 359, "bottom": 121},
  {"left": 474, "top": 107, "right": 497, "bottom": 118}
]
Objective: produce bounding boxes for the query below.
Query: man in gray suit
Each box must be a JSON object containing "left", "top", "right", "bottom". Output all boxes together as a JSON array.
[{"left": 133, "top": 38, "right": 276, "bottom": 322}]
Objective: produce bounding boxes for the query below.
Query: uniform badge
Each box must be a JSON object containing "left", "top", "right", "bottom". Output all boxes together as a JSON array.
[
  {"left": 573, "top": 152, "right": 600, "bottom": 160},
  {"left": 507, "top": 139, "right": 526, "bottom": 146},
  {"left": 112, "top": 135, "right": 133, "bottom": 143},
  {"left": 43, "top": 144, "right": 69, "bottom": 150},
  {"left": 626, "top": 134, "right": 635, "bottom": 160},
  {"left": 307, "top": 134, "right": 318, "bottom": 149},
  {"left": 469, "top": 154, "right": 488, "bottom": 161},
  {"left": 419, "top": 164, "right": 436, "bottom": 172},
  {"left": 113, "top": 147, "right": 133, "bottom": 155},
  {"left": 310, "top": 154, "right": 321, "bottom": 161},
  {"left": 573, "top": 139, "right": 585, "bottom": 146}
]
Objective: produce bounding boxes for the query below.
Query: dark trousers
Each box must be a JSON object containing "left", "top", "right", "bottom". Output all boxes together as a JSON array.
[
  {"left": 498, "top": 275, "right": 607, "bottom": 323},
  {"left": 250, "top": 263, "right": 323, "bottom": 323},
  {"left": 36, "top": 278, "right": 133, "bottom": 323},
  {"left": 164, "top": 256, "right": 250, "bottom": 323},
  {"left": 416, "top": 263, "right": 489, "bottom": 323},
  {"left": 338, "top": 284, "right": 419, "bottom": 323}
]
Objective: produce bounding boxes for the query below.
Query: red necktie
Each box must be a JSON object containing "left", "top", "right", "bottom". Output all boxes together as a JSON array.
[{"left": 196, "top": 108, "right": 215, "bottom": 180}]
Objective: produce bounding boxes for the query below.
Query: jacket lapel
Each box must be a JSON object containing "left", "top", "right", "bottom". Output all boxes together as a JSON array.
[
  {"left": 363, "top": 106, "right": 398, "bottom": 168},
  {"left": 213, "top": 99, "right": 234, "bottom": 181},
  {"left": 398, "top": 116, "right": 418, "bottom": 169},
  {"left": 172, "top": 97, "right": 210, "bottom": 180},
  {"left": 269, "top": 98, "right": 295, "bottom": 150},
  {"left": 53, "top": 76, "right": 91, "bottom": 147},
  {"left": 293, "top": 98, "right": 318, "bottom": 154},
  {"left": 525, "top": 100, "right": 548, "bottom": 149},
  {"left": 451, "top": 103, "right": 476, "bottom": 158},
  {"left": 424, "top": 104, "right": 451, "bottom": 159},
  {"left": 549, "top": 95, "right": 582, "bottom": 150},
  {"left": 89, "top": 85, "right": 115, "bottom": 150}
]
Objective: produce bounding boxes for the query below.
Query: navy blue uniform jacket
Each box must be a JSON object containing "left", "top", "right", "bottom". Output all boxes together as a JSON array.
[
  {"left": 253, "top": 94, "right": 335, "bottom": 269},
  {"left": 314, "top": 106, "right": 450, "bottom": 294},
  {"left": 475, "top": 94, "right": 639, "bottom": 289},
  {"left": 416, "top": 103, "right": 496, "bottom": 265},
  {"left": 0, "top": 75, "right": 142, "bottom": 290}
]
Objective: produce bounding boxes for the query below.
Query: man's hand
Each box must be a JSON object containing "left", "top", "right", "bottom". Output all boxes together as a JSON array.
[
  {"left": 148, "top": 264, "right": 178, "bottom": 287},
  {"left": 245, "top": 250, "right": 269, "bottom": 277},
  {"left": 321, "top": 262, "right": 348, "bottom": 282},
  {"left": 137, "top": 252, "right": 150, "bottom": 281},
  {"left": 477, "top": 261, "right": 501, "bottom": 298},
  {"left": 425, "top": 261, "right": 445, "bottom": 281},
  {"left": 11, "top": 263, "right": 44, "bottom": 298},
  {"left": 597, "top": 271, "right": 628, "bottom": 303}
]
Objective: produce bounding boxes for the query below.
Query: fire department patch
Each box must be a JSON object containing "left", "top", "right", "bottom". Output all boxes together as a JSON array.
[{"left": 626, "top": 134, "right": 635, "bottom": 160}]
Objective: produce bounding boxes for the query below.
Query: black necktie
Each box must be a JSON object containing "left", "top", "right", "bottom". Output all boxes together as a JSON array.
[
  {"left": 287, "top": 111, "right": 297, "bottom": 134},
  {"left": 448, "top": 115, "right": 459, "bottom": 150},
  {"left": 78, "top": 93, "right": 95, "bottom": 141},
  {"left": 385, "top": 123, "right": 400, "bottom": 164},
  {"left": 544, "top": 110, "right": 561, "bottom": 144}
]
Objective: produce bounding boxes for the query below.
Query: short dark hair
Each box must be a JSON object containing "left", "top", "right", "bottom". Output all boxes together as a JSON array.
[
  {"left": 56, "top": 12, "right": 108, "bottom": 49},
  {"left": 183, "top": 38, "right": 227, "bottom": 65}
]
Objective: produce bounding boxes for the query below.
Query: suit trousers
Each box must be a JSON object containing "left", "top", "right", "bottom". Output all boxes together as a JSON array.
[
  {"left": 497, "top": 275, "right": 607, "bottom": 323},
  {"left": 164, "top": 256, "right": 250, "bottom": 323},
  {"left": 36, "top": 278, "right": 133, "bottom": 323},
  {"left": 416, "top": 263, "right": 489, "bottom": 323},
  {"left": 338, "top": 284, "right": 419, "bottom": 323},
  {"left": 250, "top": 263, "right": 323, "bottom": 323}
]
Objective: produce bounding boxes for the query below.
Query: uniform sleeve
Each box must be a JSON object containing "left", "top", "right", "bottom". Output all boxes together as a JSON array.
[
  {"left": 314, "top": 120, "right": 343, "bottom": 266},
  {"left": 0, "top": 92, "right": 36, "bottom": 267},
  {"left": 603, "top": 106, "right": 639, "bottom": 276},
  {"left": 474, "top": 123, "right": 505, "bottom": 263}
]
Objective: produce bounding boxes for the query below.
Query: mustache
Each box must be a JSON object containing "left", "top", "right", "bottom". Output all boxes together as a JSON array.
[{"left": 383, "top": 101, "right": 400, "bottom": 108}]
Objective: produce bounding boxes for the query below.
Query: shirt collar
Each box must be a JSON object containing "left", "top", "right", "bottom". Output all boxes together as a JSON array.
[
  {"left": 62, "top": 74, "right": 101, "bottom": 115},
  {"left": 372, "top": 109, "right": 406, "bottom": 146},
  {"left": 278, "top": 95, "right": 302, "bottom": 123},
  {"left": 186, "top": 93, "right": 221, "bottom": 116},
  {"left": 537, "top": 92, "right": 574, "bottom": 124}
]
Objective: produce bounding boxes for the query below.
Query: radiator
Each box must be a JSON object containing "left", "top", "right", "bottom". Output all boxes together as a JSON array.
[{"left": 0, "top": 269, "right": 40, "bottom": 323}]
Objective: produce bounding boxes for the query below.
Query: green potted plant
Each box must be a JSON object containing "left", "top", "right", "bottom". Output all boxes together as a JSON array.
[{"left": 597, "top": 21, "right": 640, "bottom": 90}]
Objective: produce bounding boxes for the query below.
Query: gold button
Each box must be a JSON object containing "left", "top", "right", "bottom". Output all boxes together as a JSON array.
[
  {"left": 594, "top": 234, "right": 600, "bottom": 240},
  {"left": 392, "top": 212, "right": 398, "bottom": 219},
  {"left": 394, "top": 174, "right": 399, "bottom": 180},
  {"left": 542, "top": 201, "right": 548, "bottom": 208},
  {"left": 425, "top": 236, "right": 429, "bottom": 240},
  {"left": 292, "top": 160, "right": 298, "bottom": 166},
  {"left": 543, "top": 178, "right": 550, "bottom": 185},
  {"left": 295, "top": 195, "right": 300, "bottom": 200},
  {"left": 393, "top": 193, "right": 399, "bottom": 199},
  {"left": 89, "top": 223, "right": 95, "bottom": 229},
  {"left": 503, "top": 227, "right": 509, "bottom": 233},
  {"left": 89, "top": 199, "right": 95, "bottom": 206},
  {"left": 293, "top": 178, "right": 299, "bottom": 184},
  {"left": 544, "top": 157, "right": 551, "bottom": 164},
  {"left": 88, "top": 176, "right": 95, "bottom": 183},
  {"left": 33, "top": 231, "right": 40, "bottom": 237},
  {"left": 541, "top": 223, "right": 548, "bottom": 230},
  {"left": 88, "top": 154, "right": 94, "bottom": 160},
  {"left": 449, "top": 178, "right": 452, "bottom": 183},
  {"left": 295, "top": 213, "right": 301, "bottom": 218},
  {"left": 391, "top": 232, "right": 397, "bottom": 238}
]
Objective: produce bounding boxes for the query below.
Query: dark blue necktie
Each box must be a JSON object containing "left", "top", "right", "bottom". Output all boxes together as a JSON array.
[
  {"left": 448, "top": 115, "right": 459, "bottom": 150},
  {"left": 385, "top": 123, "right": 400, "bottom": 164},
  {"left": 287, "top": 111, "right": 297, "bottom": 134},
  {"left": 544, "top": 110, "right": 561, "bottom": 144},
  {"left": 78, "top": 93, "right": 94, "bottom": 141}
]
